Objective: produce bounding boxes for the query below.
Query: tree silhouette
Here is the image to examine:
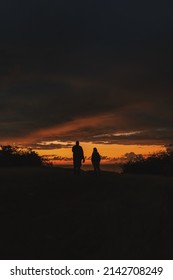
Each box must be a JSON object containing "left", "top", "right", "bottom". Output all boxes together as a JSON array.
[
  {"left": 122, "top": 150, "right": 173, "bottom": 175},
  {"left": 0, "top": 145, "right": 47, "bottom": 167}
]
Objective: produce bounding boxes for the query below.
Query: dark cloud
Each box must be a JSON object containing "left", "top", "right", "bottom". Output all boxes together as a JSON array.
[
  {"left": 0, "top": 1, "right": 173, "bottom": 145},
  {"left": 31, "top": 142, "right": 73, "bottom": 150},
  {"left": 53, "top": 156, "right": 72, "bottom": 161},
  {"left": 93, "top": 128, "right": 173, "bottom": 146}
]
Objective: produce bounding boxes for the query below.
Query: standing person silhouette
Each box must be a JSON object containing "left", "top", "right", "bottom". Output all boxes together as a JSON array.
[
  {"left": 91, "top": 147, "right": 101, "bottom": 175},
  {"left": 72, "top": 141, "right": 85, "bottom": 175}
]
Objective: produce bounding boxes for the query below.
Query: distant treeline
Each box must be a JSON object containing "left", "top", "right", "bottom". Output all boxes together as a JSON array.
[
  {"left": 122, "top": 151, "right": 173, "bottom": 175},
  {"left": 0, "top": 145, "right": 49, "bottom": 167}
]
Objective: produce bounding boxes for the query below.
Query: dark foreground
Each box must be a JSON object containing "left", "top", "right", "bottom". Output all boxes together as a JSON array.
[{"left": 0, "top": 167, "right": 173, "bottom": 260}]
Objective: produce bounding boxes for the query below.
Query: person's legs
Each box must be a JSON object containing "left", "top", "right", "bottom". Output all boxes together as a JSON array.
[
  {"left": 97, "top": 165, "right": 100, "bottom": 175},
  {"left": 77, "top": 167, "right": 81, "bottom": 175},
  {"left": 94, "top": 163, "right": 100, "bottom": 175},
  {"left": 93, "top": 164, "right": 97, "bottom": 174},
  {"left": 74, "top": 160, "right": 81, "bottom": 175},
  {"left": 73, "top": 161, "right": 77, "bottom": 175}
]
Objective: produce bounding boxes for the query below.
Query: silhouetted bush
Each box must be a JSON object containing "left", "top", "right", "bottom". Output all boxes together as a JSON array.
[
  {"left": 0, "top": 145, "right": 48, "bottom": 167},
  {"left": 122, "top": 151, "right": 173, "bottom": 175}
]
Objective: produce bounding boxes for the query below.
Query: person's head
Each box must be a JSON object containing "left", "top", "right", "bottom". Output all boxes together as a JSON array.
[
  {"left": 93, "top": 147, "right": 97, "bottom": 152},
  {"left": 76, "top": 141, "right": 79, "bottom": 146}
]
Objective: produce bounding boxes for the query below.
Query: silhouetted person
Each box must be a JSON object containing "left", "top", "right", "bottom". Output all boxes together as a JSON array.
[
  {"left": 91, "top": 147, "right": 101, "bottom": 175},
  {"left": 72, "top": 141, "right": 85, "bottom": 175}
]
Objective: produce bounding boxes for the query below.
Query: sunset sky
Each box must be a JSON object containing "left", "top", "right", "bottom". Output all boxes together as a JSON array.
[{"left": 1, "top": 1, "right": 173, "bottom": 163}]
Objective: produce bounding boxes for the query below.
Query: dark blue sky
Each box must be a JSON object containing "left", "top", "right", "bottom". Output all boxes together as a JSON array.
[{"left": 0, "top": 0, "right": 173, "bottom": 146}]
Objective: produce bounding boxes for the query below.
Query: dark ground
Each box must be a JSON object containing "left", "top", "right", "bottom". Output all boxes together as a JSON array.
[{"left": 0, "top": 167, "right": 173, "bottom": 260}]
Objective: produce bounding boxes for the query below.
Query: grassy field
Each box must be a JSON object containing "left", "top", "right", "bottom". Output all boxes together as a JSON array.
[{"left": 0, "top": 166, "right": 173, "bottom": 260}]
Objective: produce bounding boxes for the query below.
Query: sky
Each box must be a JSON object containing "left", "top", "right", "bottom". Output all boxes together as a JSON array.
[{"left": 1, "top": 1, "right": 173, "bottom": 163}]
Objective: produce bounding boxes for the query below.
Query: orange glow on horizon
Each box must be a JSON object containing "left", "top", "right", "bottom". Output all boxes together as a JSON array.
[
  {"left": 0, "top": 113, "right": 167, "bottom": 165},
  {"left": 34, "top": 142, "right": 165, "bottom": 164}
]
